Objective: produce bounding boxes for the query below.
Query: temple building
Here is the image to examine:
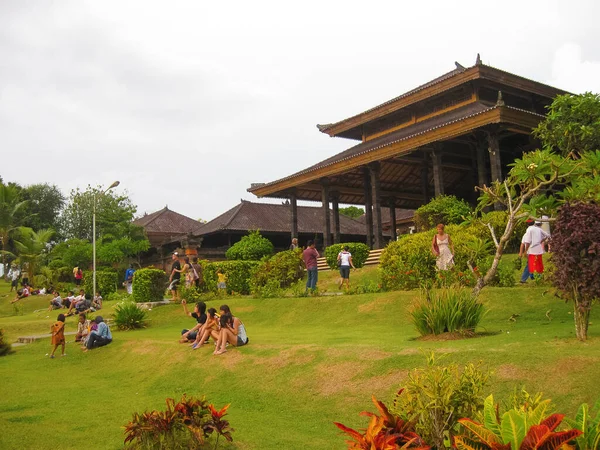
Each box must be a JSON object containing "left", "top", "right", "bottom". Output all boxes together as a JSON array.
[{"left": 248, "top": 56, "right": 568, "bottom": 249}]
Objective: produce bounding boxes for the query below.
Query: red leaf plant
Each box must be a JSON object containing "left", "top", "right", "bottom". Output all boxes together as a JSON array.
[{"left": 335, "top": 394, "right": 430, "bottom": 450}]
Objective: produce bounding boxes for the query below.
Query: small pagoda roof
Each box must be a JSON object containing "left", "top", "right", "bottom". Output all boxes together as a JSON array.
[
  {"left": 198, "top": 200, "right": 367, "bottom": 236},
  {"left": 134, "top": 206, "right": 205, "bottom": 235},
  {"left": 317, "top": 61, "right": 569, "bottom": 140}
]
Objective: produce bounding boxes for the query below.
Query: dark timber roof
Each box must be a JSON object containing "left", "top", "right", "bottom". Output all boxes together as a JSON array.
[
  {"left": 249, "top": 102, "right": 544, "bottom": 195},
  {"left": 198, "top": 200, "right": 367, "bottom": 236},
  {"left": 134, "top": 207, "right": 204, "bottom": 235}
]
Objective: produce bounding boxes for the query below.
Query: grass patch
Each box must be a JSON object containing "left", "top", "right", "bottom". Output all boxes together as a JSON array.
[{"left": 0, "top": 271, "right": 599, "bottom": 449}]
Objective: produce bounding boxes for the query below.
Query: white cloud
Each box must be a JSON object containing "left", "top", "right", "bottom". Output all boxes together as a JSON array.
[{"left": 547, "top": 43, "right": 600, "bottom": 94}]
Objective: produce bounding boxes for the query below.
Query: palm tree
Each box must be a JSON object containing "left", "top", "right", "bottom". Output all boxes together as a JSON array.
[
  {"left": 0, "top": 183, "right": 28, "bottom": 276},
  {"left": 13, "top": 227, "right": 54, "bottom": 284}
]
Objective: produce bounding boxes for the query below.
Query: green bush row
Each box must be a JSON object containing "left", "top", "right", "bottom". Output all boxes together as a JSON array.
[
  {"left": 83, "top": 270, "right": 119, "bottom": 296},
  {"left": 203, "top": 261, "right": 260, "bottom": 295},
  {"left": 132, "top": 268, "right": 167, "bottom": 302},
  {"left": 250, "top": 249, "right": 305, "bottom": 298}
]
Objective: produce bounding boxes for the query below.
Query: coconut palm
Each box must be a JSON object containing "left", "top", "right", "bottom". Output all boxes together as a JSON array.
[
  {"left": 12, "top": 227, "right": 54, "bottom": 283},
  {"left": 0, "top": 183, "right": 28, "bottom": 276}
]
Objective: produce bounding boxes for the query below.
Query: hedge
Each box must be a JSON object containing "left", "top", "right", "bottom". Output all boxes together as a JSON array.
[
  {"left": 250, "top": 249, "right": 304, "bottom": 296},
  {"left": 225, "top": 230, "right": 274, "bottom": 261},
  {"left": 203, "top": 261, "right": 260, "bottom": 295},
  {"left": 324, "top": 242, "right": 371, "bottom": 270},
  {"left": 82, "top": 270, "right": 119, "bottom": 296},
  {"left": 132, "top": 268, "right": 168, "bottom": 302}
]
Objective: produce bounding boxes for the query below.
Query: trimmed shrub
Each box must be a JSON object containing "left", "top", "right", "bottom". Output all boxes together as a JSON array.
[
  {"left": 83, "top": 270, "right": 119, "bottom": 296},
  {"left": 410, "top": 287, "right": 486, "bottom": 336},
  {"left": 413, "top": 195, "right": 473, "bottom": 231},
  {"left": 250, "top": 249, "right": 304, "bottom": 297},
  {"left": 467, "top": 211, "right": 526, "bottom": 253},
  {"left": 225, "top": 230, "right": 274, "bottom": 261},
  {"left": 324, "top": 242, "right": 370, "bottom": 270},
  {"left": 113, "top": 301, "right": 148, "bottom": 330},
  {"left": 379, "top": 225, "right": 495, "bottom": 290},
  {"left": 132, "top": 268, "right": 168, "bottom": 302},
  {"left": 203, "top": 261, "right": 259, "bottom": 295}
]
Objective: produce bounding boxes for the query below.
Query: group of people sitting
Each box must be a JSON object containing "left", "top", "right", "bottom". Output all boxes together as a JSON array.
[
  {"left": 178, "top": 300, "right": 248, "bottom": 355},
  {"left": 47, "top": 289, "right": 103, "bottom": 315},
  {"left": 10, "top": 284, "right": 51, "bottom": 303},
  {"left": 48, "top": 312, "right": 112, "bottom": 357}
]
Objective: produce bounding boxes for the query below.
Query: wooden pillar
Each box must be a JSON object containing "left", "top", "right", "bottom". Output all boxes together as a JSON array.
[
  {"left": 431, "top": 149, "right": 444, "bottom": 197},
  {"left": 331, "top": 192, "right": 341, "bottom": 244},
  {"left": 289, "top": 191, "right": 298, "bottom": 241},
  {"left": 369, "top": 162, "right": 384, "bottom": 249},
  {"left": 363, "top": 168, "right": 374, "bottom": 249},
  {"left": 487, "top": 128, "right": 502, "bottom": 183},
  {"left": 321, "top": 179, "right": 332, "bottom": 248},
  {"left": 389, "top": 198, "right": 397, "bottom": 241},
  {"left": 421, "top": 150, "right": 430, "bottom": 203},
  {"left": 487, "top": 127, "right": 503, "bottom": 211}
]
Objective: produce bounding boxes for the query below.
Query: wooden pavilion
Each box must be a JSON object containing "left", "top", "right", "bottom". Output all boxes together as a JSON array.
[{"left": 248, "top": 56, "right": 568, "bottom": 249}]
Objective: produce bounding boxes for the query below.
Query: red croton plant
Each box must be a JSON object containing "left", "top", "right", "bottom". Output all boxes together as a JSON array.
[{"left": 334, "top": 395, "right": 430, "bottom": 450}]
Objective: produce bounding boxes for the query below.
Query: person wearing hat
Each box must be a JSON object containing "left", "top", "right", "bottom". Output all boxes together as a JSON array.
[
  {"left": 84, "top": 316, "right": 112, "bottom": 351},
  {"left": 519, "top": 218, "right": 550, "bottom": 282},
  {"left": 518, "top": 219, "right": 535, "bottom": 283},
  {"left": 168, "top": 252, "right": 182, "bottom": 301}
]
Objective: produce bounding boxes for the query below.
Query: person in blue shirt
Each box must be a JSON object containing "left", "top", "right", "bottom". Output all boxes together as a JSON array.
[
  {"left": 124, "top": 264, "right": 136, "bottom": 295},
  {"left": 84, "top": 316, "right": 112, "bottom": 351}
]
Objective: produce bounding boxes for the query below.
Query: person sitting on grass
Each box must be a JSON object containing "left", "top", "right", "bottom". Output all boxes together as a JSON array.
[
  {"left": 75, "top": 313, "right": 90, "bottom": 343},
  {"left": 62, "top": 290, "right": 76, "bottom": 310},
  {"left": 49, "top": 313, "right": 66, "bottom": 358},
  {"left": 73, "top": 294, "right": 92, "bottom": 315},
  {"left": 48, "top": 290, "right": 63, "bottom": 311},
  {"left": 179, "top": 300, "right": 207, "bottom": 343},
  {"left": 66, "top": 289, "right": 85, "bottom": 315},
  {"left": 91, "top": 292, "right": 102, "bottom": 312},
  {"left": 10, "top": 286, "right": 30, "bottom": 303},
  {"left": 192, "top": 308, "right": 219, "bottom": 349},
  {"left": 84, "top": 316, "right": 112, "bottom": 351},
  {"left": 212, "top": 304, "right": 248, "bottom": 356}
]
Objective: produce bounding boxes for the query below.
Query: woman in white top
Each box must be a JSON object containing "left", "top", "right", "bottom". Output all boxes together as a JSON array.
[
  {"left": 431, "top": 223, "right": 455, "bottom": 270},
  {"left": 213, "top": 304, "right": 249, "bottom": 355},
  {"left": 337, "top": 246, "right": 356, "bottom": 290}
]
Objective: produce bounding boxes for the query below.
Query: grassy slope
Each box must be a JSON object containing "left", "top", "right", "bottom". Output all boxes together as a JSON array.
[{"left": 0, "top": 267, "right": 599, "bottom": 450}]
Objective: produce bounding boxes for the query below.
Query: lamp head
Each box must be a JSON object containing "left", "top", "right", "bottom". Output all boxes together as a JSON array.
[{"left": 108, "top": 181, "right": 120, "bottom": 190}]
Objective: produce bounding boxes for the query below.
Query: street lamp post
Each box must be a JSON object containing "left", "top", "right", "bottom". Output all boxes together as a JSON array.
[{"left": 93, "top": 181, "right": 120, "bottom": 301}]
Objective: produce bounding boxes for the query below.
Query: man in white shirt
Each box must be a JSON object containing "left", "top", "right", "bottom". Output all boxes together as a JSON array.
[{"left": 521, "top": 220, "right": 551, "bottom": 277}]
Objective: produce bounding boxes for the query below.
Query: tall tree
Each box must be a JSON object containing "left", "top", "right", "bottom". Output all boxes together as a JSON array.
[
  {"left": 59, "top": 186, "right": 138, "bottom": 242},
  {"left": 0, "top": 182, "right": 28, "bottom": 276},
  {"left": 339, "top": 206, "right": 364, "bottom": 219},
  {"left": 20, "top": 183, "right": 65, "bottom": 233}
]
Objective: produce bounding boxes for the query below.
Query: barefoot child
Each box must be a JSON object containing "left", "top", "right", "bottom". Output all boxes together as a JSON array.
[{"left": 50, "top": 313, "right": 66, "bottom": 358}]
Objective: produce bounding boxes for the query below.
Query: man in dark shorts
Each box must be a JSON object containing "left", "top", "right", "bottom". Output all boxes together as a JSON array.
[
  {"left": 302, "top": 240, "right": 319, "bottom": 292},
  {"left": 168, "top": 252, "right": 182, "bottom": 301}
]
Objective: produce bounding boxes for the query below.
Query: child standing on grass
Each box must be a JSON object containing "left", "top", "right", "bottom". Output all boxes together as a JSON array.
[
  {"left": 49, "top": 313, "right": 66, "bottom": 358},
  {"left": 216, "top": 269, "right": 227, "bottom": 294}
]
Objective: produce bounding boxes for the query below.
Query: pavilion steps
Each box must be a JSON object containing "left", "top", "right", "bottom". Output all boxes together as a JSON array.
[{"left": 316, "top": 248, "right": 385, "bottom": 271}]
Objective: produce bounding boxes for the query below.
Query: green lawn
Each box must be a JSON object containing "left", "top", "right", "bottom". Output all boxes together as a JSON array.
[{"left": 0, "top": 268, "right": 599, "bottom": 450}]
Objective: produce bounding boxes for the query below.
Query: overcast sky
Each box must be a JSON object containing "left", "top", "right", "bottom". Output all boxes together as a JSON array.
[{"left": 2, "top": 0, "right": 600, "bottom": 222}]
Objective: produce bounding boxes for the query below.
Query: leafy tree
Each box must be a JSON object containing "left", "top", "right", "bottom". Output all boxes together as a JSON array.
[
  {"left": 48, "top": 238, "right": 92, "bottom": 270},
  {"left": 19, "top": 183, "right": 65, "bottom": 233},
  {"left": 0, "top": 182, "right": 28, "bottom": 275},
  {"left": 413, "top": 195, "right": 472, "bottom": 231},
  {"left": 534, "top": 92, "right": 600, "bottom": 157},
  {"left": 225, "top": 230, "right": 274, "bottom": 261},
  {"left": 473, "top": 93, "right": 600, "bottom": 296},
  {"left": 59, "top": 186, "right": 138, "bottom": 241},
  {"left": 13, "top": 227, "right": 54, "bottom": 282},
  {"left": 339, "top": 206, "right": 364, "bottom": 219},
  {"left": 550, "top": 203, "right": 600, "bottom": 341}
]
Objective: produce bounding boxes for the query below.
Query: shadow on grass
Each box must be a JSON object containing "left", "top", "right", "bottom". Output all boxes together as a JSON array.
[{"left": 409, "top": 330, "right": 503, "bottom": 341}]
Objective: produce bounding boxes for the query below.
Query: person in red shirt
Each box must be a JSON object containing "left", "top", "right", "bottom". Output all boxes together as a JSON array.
[{"left": 302, "top": 240, "right": 320, "bottom": 292}]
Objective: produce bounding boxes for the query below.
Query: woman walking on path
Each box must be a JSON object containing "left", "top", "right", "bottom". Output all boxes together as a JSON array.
[
  {"left": 337, "top": 246, "right": 356, "bottom": 290},
  {"left": 431, "top": 223, "right": 455, "bottom": 270}
]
